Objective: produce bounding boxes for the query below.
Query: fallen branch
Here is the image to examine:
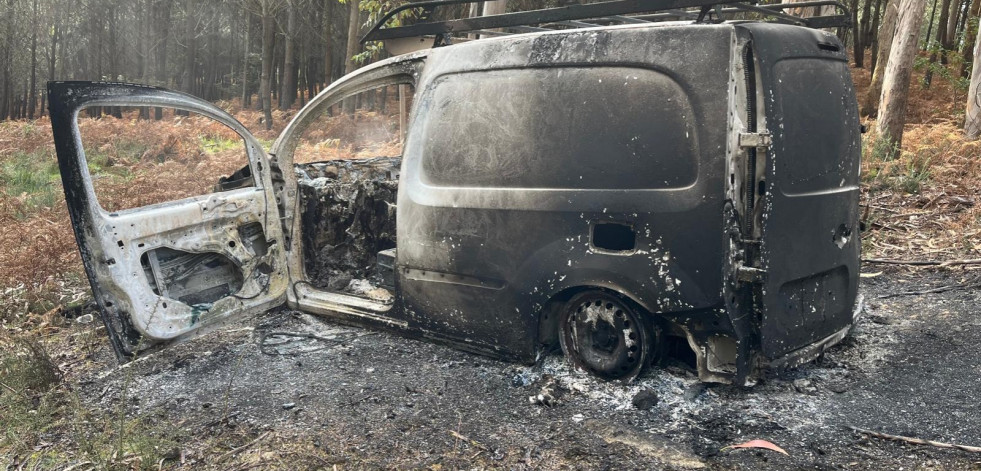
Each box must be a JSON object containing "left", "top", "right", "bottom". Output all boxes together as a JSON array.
[
  {"left": 862, "top": 258, "right": 981, "bottom": 266},
  {"left": 216, "top": 431, "right": 271, "bottom": 464},
  {"left": 878, "top": 282, "right": 981, "bottom": 299},
  {"left": 0, "top": 380, "right": 27, "bottom": 399},
  {"left": 849, "top": 426, "right": 981, "bottom": 453},
  {"left": 878, "top": 210, "right": 936, "bottom": 220}
]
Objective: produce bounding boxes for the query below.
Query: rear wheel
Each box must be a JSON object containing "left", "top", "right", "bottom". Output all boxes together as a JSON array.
[{"left": 558, "top": 291, "right": 655, "bottom": 381}]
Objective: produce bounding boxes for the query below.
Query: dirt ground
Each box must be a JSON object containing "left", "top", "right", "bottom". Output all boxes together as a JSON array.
[{"left": 41, "top": 267, "right": 978, "bottom": 470}]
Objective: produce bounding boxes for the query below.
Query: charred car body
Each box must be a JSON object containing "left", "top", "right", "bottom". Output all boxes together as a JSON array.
[{"left": 49, "top": 0, "right": 862, "bottom": 385}]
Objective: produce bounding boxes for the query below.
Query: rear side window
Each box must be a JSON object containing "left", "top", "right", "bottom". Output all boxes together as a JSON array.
[
  {"left": 419, "top": 67, "right": 698, "bottom": 189},
  {"left": 772, "top": 58, "right": 860, "bottom": 195}
]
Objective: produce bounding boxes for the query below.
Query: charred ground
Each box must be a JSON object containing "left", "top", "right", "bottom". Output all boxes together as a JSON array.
[{"left": 4, "top": 267, "right": 977, "bottom": 469}]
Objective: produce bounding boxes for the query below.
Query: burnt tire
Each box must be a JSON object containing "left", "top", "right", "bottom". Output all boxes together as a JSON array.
[{"left": 558, "top": 291, "right": 654, "bottom": 381}]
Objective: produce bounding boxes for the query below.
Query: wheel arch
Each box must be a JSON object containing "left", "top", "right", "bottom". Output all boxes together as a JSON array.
[{"left": 536, "top": 284, "right": 672, "bottom": 350}]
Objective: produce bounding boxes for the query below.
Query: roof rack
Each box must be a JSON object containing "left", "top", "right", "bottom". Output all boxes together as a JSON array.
[{"left": 361, "top": 0, "right": 850, "bottom": 44}]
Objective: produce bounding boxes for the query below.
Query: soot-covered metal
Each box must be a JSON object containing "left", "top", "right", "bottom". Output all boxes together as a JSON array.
[{"left": 50, "top": 19, "right": 863, "bottom": 385}]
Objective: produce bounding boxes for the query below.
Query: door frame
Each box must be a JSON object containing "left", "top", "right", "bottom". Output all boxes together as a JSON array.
[{"left": 269, "top": 52, "right": 426, "bottom": 321}]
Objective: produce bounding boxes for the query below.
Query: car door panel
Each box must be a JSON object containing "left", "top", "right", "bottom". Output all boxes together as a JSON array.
[{"left": 48, "top": 82, "right": 287, "bottom": 359}]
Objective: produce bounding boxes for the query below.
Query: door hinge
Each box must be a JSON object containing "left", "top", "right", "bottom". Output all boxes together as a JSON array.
[
  {"left": 738, "top": 132, "right": 772, "bottom": 149},
  {"left": 736, "top": 265, "right": 766, "bottom": 283}
]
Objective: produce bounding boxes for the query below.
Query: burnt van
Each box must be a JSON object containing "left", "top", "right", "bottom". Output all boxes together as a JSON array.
[{"left": 48, "top": 0, "right": 862, "bottom": 385}]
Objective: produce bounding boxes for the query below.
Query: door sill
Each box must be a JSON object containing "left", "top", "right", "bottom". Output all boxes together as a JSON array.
[{"left": 290, "top": 283, "right": 406, "bottom": 329}]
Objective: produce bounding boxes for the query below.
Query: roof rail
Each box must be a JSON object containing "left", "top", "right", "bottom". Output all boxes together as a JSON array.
[{"left": 361, "top": 0, "right": 851, "bottom": 44}]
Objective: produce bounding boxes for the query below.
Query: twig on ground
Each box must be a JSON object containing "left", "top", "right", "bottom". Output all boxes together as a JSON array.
[
  {"left": 849, "top": 426, "right": 981, "bottom": 453},
  {"left": 878, "top": 281, "right": 981, "bottom": 299},
  {"left": 216, "top": 431, "right": 271, "bottom": 464},
  {"left": 868, "top": 222, "right": 902, "bottom": 232},
  {"left": 860, "top": 203, "right": 899, "bottom": 213},
  {"left": 879, "top": 210, "right": 937, "bottom": 219},
  {"left": 449, "top": 430, "right": 488, "bottom": 451},
  {"left": 226, "top": 462, "right": 267, "bottom": 471},
  {"left": 347, "top": 394, "right": 374, "bottom": 406},
  {"left": 0, "top": 380, "right": 27, "bottom": 399},
  {"left": 205, "top": 411, "right": 241, "bottom": 427},
  {"left": 862, "top": 258, "right": 981, "bottom": 266}
]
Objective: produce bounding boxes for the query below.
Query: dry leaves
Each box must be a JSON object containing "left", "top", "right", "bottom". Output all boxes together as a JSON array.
[{"left": 721, "top": 439, "right": 790, "bottom": 456}]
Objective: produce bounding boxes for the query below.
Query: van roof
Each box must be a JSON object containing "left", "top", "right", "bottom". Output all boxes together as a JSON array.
[{"left": 362, "top": 0, "right": 851, "bottom": 45}]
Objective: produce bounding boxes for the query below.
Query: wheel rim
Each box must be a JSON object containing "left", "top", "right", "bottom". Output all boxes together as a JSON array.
[{"left": 559, "top": 292, "right": 650, "bottom": 380}]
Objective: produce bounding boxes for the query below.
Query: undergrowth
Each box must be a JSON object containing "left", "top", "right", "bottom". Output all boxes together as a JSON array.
[
  {"left": 862, "top": 131, "right": 935, "bottom": 194},
  {"left": 0, "top": 150, "right": 60, "bottom": 217},
  {"left": 0, "top": 334, "right": 184, "bottom": 469}
]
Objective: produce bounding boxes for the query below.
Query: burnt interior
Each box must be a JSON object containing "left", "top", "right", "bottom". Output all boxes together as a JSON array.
[
  {"left": 296, "top": 157, "right": 400, "bottom": 293},
  {"left": 214, "top": 164, "right": 255, "bottom": 192}
]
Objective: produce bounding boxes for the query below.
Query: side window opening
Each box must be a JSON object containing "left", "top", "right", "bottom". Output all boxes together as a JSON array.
[
  {"left": 78, "top": 106, "right": 253, "bottom": 212},
  {"left": 419, "top": 68, "right": 697, "bottom": 190},
  {"left": 293, "top": 84, "right": 413, "bottom": 164},
  {"left": 295, "top": 84, "right": 413, "bottom": 301}
]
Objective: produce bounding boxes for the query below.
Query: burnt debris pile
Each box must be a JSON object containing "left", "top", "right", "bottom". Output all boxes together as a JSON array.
[{"left": 297, "top": 157, "right": 400, "bottom": 292}]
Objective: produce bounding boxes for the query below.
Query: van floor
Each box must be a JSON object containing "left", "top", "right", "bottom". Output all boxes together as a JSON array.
[{"left": 64, "top": 269, "right": 981, "bottom": 469}]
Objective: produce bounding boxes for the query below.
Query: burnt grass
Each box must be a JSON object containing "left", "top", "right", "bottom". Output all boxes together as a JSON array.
[{"left": 64, "top": 269, "right": 981, "bottom": 469}]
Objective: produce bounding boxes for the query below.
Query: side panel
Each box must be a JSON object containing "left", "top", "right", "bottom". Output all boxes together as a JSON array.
[
  {"left": 743, "top": 25, "right": 862, "bottom": 359},
  {"left": 397, "top": 26, "right": 735, "bottom": 361}
]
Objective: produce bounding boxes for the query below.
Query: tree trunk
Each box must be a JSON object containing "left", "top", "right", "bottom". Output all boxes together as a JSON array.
[
  {"left": 46, "top": 6, "right": 60, "bottom": 117},
  {"left": 928, "top": 0, "right": 952, "bottom": 78},
  {"left": 343, "top": 0, "right": 360, "bottom": 114},
  {"left": 946, "top": 0, "right": 963, "bottom": 47},
  {"left": 869, "top": 0, "right": 885, "bottom": 70},
  {"left": 323, "top": 0, "right": 333, "bottom": 86},
  {"left": 182, "top": 0, "right": 196, "bottom": 97},
  {"left": 878, "top": 0, "right": 929, "bottom": 152},
  {"left": 937, "top": 0, "right": 953, "bottom": 47},
  {"left": 864, "top": 0, "right": 900, "bottom": 115},
  {"left": 924, "top": 0, "right": 940, "bottom": 50},
  {"left": 480, "top": 0, "right": 507, "bottom": 38},
  {"left": 966, "top": 22, "right": 981, "bottom": 137},
  {"left": 0, "top": 0, "right": 12, "bottom": 121},
  {"left": 273, "top": 36, "right": 282, "bottom": 103},
  {"left": 344, "top": 0, "right": 360, "bottom": 75},
  {"left": 242, "top": 8, "right": 251, "bottom": 108},
  {"left": 28, "top": 0, "right": 38, "bottom": 119},
  {"left": 957, "top": 0, "right": 972, "bottom": 41},
  {"left": 960, "top": 0, "right": 981, "bottom": 76},
  {"left": 153, "top": 0, "right": 173, "bottom": 120},
  {"left": 58, "top": 0, "right": 70, "bottom": 79},
  {"left": 280, "top": 0, "right": 298, "bottom": 110},
  {"left": 852, "top": 0, "right": 863, "bottom": 67},
  {"left": 87, "top": 4, "right": 103, "bottom": 118},
  {"left": 107, "top": 7, "right": 122, "bottom": 118},
  {"left": 468, "top": 2, "right": 481, "bottom": 39},
  {"left": 260, "top": 1, "right": 275, "bottom": 130},
  {"left": 859, "top": 0, "right": 874, "bottom": 54}
]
